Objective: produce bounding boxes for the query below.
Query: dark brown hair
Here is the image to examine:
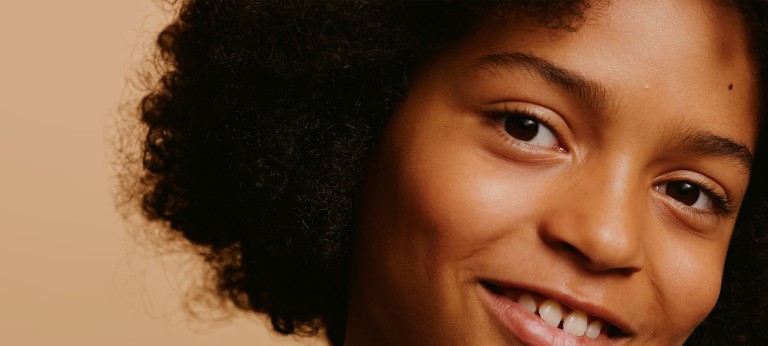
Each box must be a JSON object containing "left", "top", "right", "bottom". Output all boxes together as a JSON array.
[{"left": 125, "top": 1, "right": 768, "bottom": 345}]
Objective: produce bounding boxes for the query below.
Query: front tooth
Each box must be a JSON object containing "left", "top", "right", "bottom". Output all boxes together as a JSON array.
[
  {"left": 585, "top": 320, "right": 602, "bottom": 339},
  {"left": 563, "top": 310, "right": 588, "bottom": 336},
  {"left": 518, "top": 294, "right": 537, "bottom": 313},
  {"left": 538, "top": 299, "right": 563, "bottom": 328}
]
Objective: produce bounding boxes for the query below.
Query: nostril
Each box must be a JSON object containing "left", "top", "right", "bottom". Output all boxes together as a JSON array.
[
  {"left": 556, "top": 241, "right": 592, "bottom": 264},
  {"left": 558, "top": 241, "right": 641, "bottom": 275},
  {"left": 539, "top": 222, "right": 644, "bottom": 273},
  {"left": 560, "top": 243, "right": 579, "bottom": 254},
  {"left": 540, "top": 232, "right": 588, "bottom": 260}
]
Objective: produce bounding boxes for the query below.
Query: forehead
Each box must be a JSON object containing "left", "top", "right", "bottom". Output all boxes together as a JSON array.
[{"left": 445, "top": 0, "right": 759, "bottom": 146}]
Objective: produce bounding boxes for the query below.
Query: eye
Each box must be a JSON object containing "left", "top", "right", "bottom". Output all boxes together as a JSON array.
[
  {"left": 503, "top": 114, "right": 559, "bottom": 148},
  {"left": 655, "top": 181, "right": 717, "bottom": 211}
]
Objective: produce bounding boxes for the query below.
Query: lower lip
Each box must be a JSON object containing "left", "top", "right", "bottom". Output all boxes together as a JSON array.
[{"left": 479, "top": 284, "right": 614, "bottom": 346}]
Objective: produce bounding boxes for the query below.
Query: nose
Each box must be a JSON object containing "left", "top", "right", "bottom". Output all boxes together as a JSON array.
[{"left": 539, "top": 164, "right": 646, "bottom": 274}]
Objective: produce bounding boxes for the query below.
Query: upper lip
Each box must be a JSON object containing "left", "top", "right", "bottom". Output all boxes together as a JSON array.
[{"left": 481, "top": 279, "right": 636, "bottom": 337}]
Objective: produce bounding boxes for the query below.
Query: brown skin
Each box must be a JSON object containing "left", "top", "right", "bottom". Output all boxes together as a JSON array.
[{"left": 347, "top": 1, "right": 759, "bottom": 345}]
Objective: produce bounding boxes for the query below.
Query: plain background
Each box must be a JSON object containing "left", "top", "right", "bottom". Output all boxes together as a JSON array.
[{"left": 1, "top": 1, "right": 327, "bottom": 345}]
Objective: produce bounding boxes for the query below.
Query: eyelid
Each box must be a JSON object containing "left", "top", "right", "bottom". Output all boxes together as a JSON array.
[
  {"left": 483, "top": 103, "right": 569, "bottom": 152},
  {"left": 654, "top": 174, "right": 735, "bottom": 219}
]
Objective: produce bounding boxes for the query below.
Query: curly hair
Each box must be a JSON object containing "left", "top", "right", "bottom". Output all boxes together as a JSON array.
[{"left": 126, "top": 1, "right": 768, "bottom": 345}]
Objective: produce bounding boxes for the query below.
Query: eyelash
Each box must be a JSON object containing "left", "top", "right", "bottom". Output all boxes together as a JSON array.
[
  {"left": 664, "top": 179, "right": 735, "bottom": 218},
  {"left": 485, "top": 106, "right": 565, "bottom": 150},
  {"left": 484, "top": 106, "right": 735, "bottom": 219}
]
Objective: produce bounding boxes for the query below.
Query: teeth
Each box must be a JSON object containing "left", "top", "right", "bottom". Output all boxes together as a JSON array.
[
  {"left": 518, "top": 294, "right": 537, "bottom": 313},
  {"left": 563, "top": 310, "right": 588, "bottom": 337},
  {"left": 585, "top": 320, "right": 602, "bottom": 339},
  {"left": 509, "top": 290, "right": 608, "bottom": 339},
  {"left": 538, "top": 299, "right": 563, "bottom": 328}
]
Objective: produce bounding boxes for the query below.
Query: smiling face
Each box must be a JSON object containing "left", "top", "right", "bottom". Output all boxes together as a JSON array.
[{"left": 346, "top": 1, "right": 759, "bottom": 345}]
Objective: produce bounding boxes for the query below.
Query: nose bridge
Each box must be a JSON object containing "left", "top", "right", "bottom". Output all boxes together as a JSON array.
[{"left": 542, "top": 154, "right": 645, "bottom": 273}]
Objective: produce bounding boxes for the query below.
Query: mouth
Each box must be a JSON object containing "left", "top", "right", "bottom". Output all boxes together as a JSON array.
[{"left": 480, "top": 281, "right": 632, "bottom": 345}]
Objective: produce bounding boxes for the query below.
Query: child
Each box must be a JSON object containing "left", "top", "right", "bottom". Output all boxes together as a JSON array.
[{"left": 127, "top": 1, "right": 768, "bottom": 344}]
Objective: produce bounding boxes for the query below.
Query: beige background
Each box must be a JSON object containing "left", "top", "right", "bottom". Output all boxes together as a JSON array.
[{"left": 1, "top": 1, "right": 326, "bottom": 345}]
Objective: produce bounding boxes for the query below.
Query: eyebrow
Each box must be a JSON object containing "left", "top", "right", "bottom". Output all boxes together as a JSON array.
[
  {"left": 469, "top": 51, "right": 754, "bottom": 173},
  {"left": 469, "top": 52, "right": 612, "bottom": 113},
  {"left": 674, "top": 129, "right": 753, "bottom": 173}
]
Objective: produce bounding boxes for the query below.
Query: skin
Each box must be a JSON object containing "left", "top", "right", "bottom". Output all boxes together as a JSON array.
[{"left": 346, "top": 0, "right": 759, "bottom": 345}]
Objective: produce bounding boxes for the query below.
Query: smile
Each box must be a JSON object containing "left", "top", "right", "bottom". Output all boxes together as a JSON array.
[{"left": 480, "top": 281, "right": 630, "bottom": 345}]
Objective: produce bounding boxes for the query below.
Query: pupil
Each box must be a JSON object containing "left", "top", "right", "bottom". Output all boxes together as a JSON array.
[
  {"left": 505, "top": 116, "right": 539, "bottom": 141},
  {"left": 668, "top": 182, "right": 700, "bottom": 206}
]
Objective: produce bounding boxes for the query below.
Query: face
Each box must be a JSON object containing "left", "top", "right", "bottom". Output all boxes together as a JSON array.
[{"left": 347, "top": 1, "right": 759, "bottom": 345}]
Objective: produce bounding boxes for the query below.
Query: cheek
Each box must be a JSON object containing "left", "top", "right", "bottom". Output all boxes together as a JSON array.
[
  {"left": 385, "top": 127, "right": 546, "bottom": 264},
  {"left": 654, "top": 235, "right": 726, "bottom": 336},
  {"left": 399, "top": 162, "right": 506, "bottom": 252}
]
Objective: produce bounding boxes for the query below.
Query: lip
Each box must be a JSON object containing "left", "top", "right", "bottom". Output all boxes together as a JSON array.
[{"left": 478, "top": 280, "right": 634, "bottom": 346}]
